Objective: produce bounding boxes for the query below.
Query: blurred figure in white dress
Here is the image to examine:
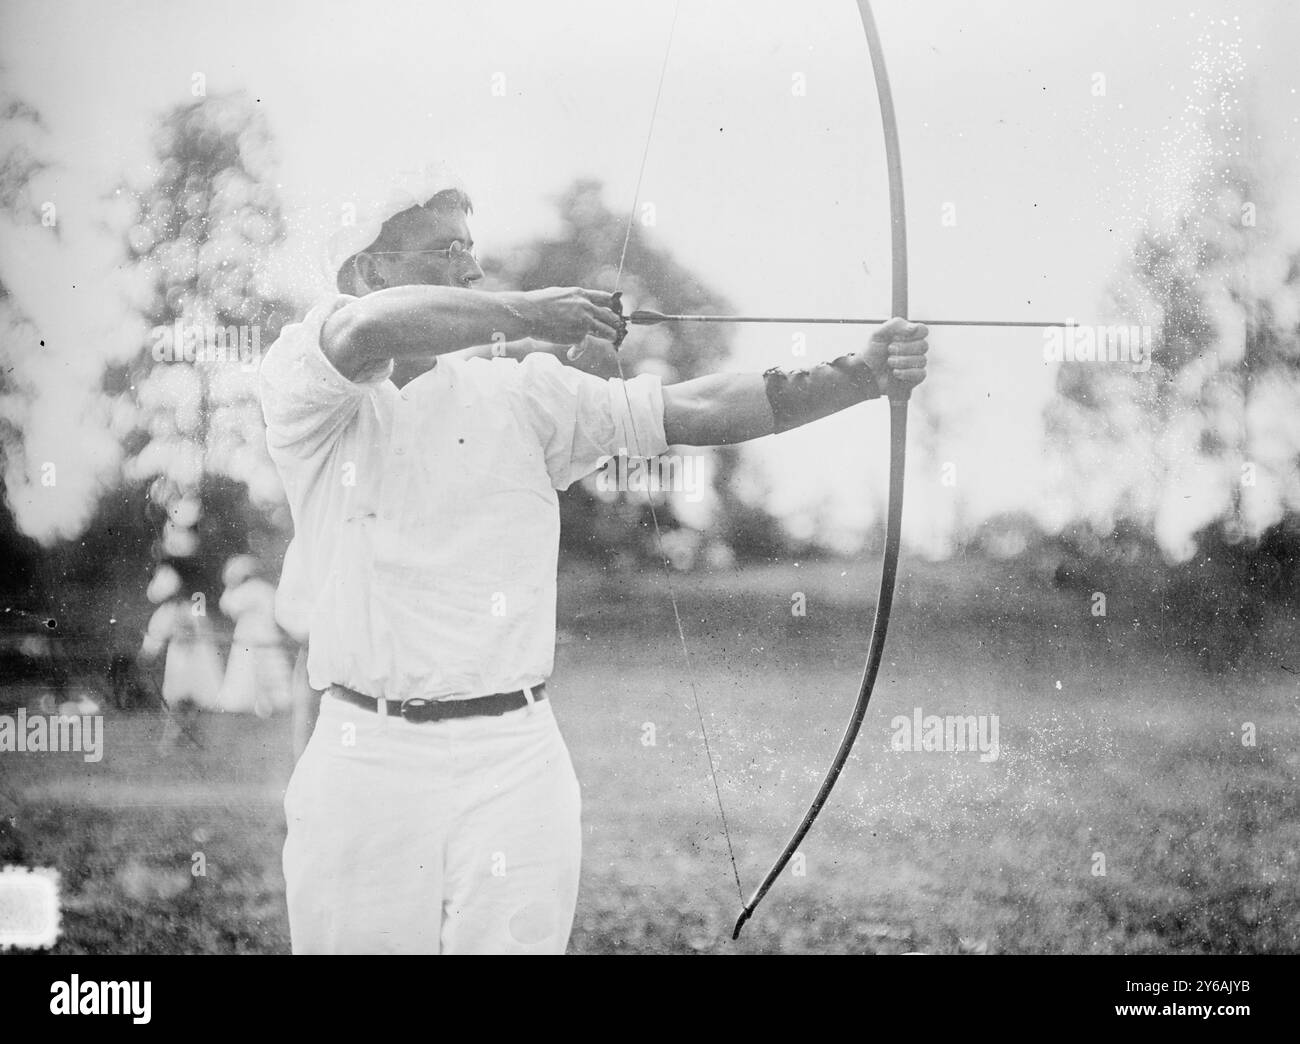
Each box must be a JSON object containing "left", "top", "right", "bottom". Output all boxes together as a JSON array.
[
  {"left": 141, "top": 563, "right": 225, "bottom": 749},
  {"left": 217, "top": 554, "right": 292, "bottom": 718}
]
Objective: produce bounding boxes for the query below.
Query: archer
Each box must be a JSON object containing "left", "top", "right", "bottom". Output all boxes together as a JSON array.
[{"left": 260, "top": 181, "right": 927, "bottom": 954}]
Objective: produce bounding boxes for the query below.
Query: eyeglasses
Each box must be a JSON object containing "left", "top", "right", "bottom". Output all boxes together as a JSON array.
[{"left": 368, "top": 240, "right": 477, "bottom": 262}]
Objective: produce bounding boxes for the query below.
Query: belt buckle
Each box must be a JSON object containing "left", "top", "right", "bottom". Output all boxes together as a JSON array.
[{"left": 399, "top": 697, "right": 433, "bottom": 722}]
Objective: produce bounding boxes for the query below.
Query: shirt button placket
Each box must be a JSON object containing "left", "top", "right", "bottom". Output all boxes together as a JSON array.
[{"left": 383, "top": 401, "right": 414, "bottom": 527}]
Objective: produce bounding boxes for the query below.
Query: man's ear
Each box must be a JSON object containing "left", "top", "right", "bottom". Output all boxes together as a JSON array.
[{"left": 353, "top": 252, "right": 387, "bottom": 293}]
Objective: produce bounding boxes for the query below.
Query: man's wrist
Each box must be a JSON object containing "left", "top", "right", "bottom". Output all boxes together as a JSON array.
[{"left": 498, "top": 291, "right": 537, "bottom": 342}]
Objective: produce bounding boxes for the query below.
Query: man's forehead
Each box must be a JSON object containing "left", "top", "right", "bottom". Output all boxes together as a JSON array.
[{"left": 401, "top": 203, "right": 470, "bottom": 244}]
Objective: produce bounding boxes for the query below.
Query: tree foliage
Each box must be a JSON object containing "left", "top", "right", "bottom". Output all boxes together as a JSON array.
[{"left": 112, "top": 92, "right": 299, "bottom": 600}]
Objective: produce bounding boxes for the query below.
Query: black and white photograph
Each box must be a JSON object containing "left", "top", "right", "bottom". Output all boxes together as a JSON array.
[{"left": 0, "top": 0, "right": 1296, "bottom": 983}]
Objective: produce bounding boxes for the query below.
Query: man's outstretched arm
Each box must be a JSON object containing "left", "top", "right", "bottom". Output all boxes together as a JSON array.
[{"left": 661, "top": 318, "right": 928, "bottom": 447}]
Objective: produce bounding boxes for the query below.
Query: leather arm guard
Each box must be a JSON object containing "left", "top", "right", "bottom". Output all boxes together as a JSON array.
[{"left": 763, "top": 352, "right": 884, "bottom": 434}]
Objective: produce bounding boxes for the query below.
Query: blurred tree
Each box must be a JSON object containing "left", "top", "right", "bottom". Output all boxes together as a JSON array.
[
  {"left": 0, "top": 83, "right": 93, "bottom": 689},
  {"left": 110, "top": 93, "right": 298, "bottom": 610},
  {"left": 1047, "top": 101, "right": 1300, "bottom": 665},
  {"left": 1, "top": 77, "right": 127, "bottom": 562},
  {"left": 487, "top": 178, "right": 788, "bottom": 568},
  {"left": 0, "top": 81, "right": 56, "bottom": 598},
  {"left": 1050, "top": 104, "right": 1299, "bottom": 556},
  {"left": 0, "top": 278, "right": 47, "bottom": 604},
  {"left": 0, "top": 80, "right": 51, "bottom": 224}
]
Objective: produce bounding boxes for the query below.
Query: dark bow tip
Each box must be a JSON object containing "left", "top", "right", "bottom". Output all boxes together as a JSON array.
[{"left": 732, "top": 908, "right": 753, "bottom": 940}]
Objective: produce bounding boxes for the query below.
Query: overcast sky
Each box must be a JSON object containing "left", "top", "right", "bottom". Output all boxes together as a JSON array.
[{"left": 2, "top": 0, "right": 1297, "bottom": 552}]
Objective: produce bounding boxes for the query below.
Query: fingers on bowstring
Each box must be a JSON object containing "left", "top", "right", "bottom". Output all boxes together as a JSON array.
[
  {"left": 589, "top": 315, "right": 623, "bottom": 342},
  {"left": 568, "top": 318, "right": 627, "bottom": 359},
  {"left": 610, "top": 290, "right": 627, "bottom": 349}
]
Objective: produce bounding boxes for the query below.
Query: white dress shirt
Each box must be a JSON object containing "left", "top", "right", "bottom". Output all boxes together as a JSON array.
[{"left": 260, "top": 295, "right": 667, "bottom": 701}]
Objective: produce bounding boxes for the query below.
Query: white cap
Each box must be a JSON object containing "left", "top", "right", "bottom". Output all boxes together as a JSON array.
[{"left": 321, "top": 161, "right": 467, "bottom": 284}]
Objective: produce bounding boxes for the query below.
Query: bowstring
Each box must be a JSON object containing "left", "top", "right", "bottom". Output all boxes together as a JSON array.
[{"left": 610, "top": 0, "right": 745, "bottom": 904}]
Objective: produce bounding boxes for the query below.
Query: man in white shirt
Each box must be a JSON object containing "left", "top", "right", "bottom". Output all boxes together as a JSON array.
[{"left": 261, "top": 186, "right": 926, "bottom": 954}]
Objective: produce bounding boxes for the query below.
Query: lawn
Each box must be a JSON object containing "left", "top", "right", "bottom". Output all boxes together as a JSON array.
[{"left": 3, "top": 556, "right": 1297, "bottom": 953}]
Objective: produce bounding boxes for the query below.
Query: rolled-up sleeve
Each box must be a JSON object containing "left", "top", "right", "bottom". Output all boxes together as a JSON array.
[
  {"left": 259, "top": 295, "right": 394, "bottom": 459},
  {"left": 518, "top": 353, "right": 667, "bottom": 490}
]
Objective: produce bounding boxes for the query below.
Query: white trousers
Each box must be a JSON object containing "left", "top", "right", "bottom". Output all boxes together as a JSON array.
[{"left": 283, "top": 691, "right": 582, "bottom": 954}]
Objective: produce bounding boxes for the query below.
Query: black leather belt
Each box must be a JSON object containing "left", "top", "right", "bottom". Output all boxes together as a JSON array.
[{"left": 329, "top": 684, "right": 546, "bottom": 723}]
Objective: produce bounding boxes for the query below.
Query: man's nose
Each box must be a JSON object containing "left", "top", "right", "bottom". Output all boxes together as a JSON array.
[{"left": 463, "top": 258, "right": 484, "bottom": 284}]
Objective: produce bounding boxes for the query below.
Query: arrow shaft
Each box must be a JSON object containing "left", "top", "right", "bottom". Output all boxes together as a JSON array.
[{"left": 628, "top": 311, "right": 1067, "bottom": 329}]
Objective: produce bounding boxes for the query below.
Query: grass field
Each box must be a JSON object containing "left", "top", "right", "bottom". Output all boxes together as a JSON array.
[{"left": 3, "top": 557, "right": 1297, "bottom": 954}]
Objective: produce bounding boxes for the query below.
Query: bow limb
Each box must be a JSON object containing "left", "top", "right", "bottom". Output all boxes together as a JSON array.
[{"left": 733, "top": 0, "right": 909, "bottom": 940}]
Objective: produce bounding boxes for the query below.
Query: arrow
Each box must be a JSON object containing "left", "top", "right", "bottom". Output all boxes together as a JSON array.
[{"left": 628, "top": 309, "right": 1069, "bottom": 329}]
